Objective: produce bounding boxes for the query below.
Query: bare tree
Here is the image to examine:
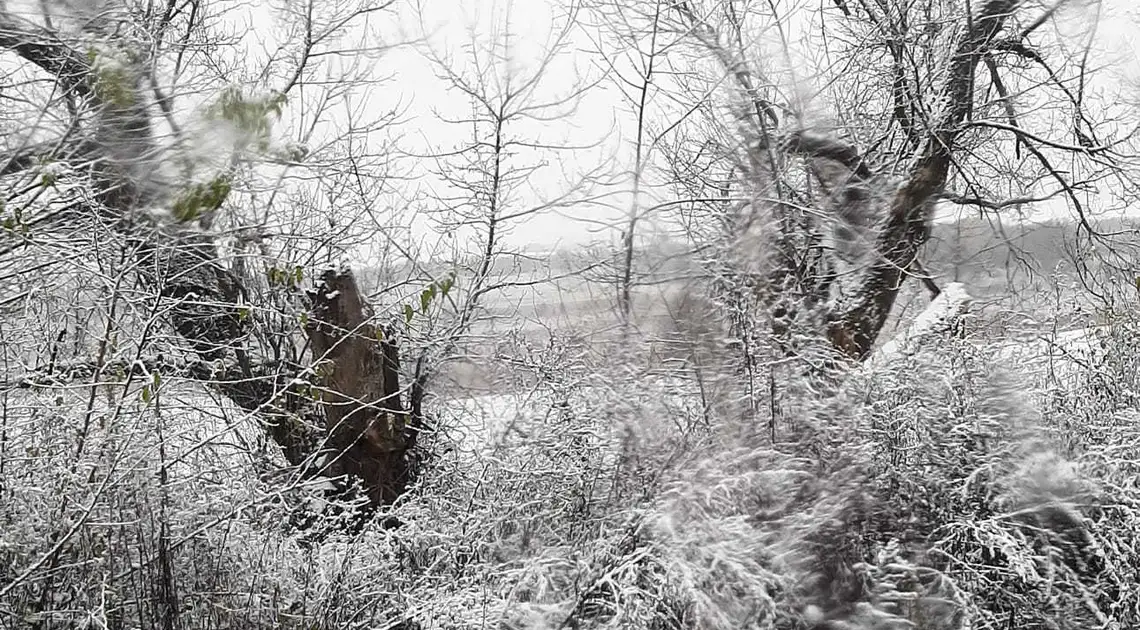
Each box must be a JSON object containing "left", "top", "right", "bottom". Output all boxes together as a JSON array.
[
  {"left": 0, "top": 0, "right": 419, "bottom": 512},
  {"left": 402, "top": 0, "right": 611, "bottom": 390},
  {"left": 653, "top": 0, "right": 1128, "bottom": 364},
  {"left": 578, "top": 0, "right": 671, "bottom": 330}
]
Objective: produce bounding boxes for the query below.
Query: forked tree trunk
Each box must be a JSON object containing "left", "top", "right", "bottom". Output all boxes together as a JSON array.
[
  {"left": 824, "top": 0, "right": 1018, "bottom": 360},
  {"left": 681, "top": 0, "right": 1023, "bottom": 361}
]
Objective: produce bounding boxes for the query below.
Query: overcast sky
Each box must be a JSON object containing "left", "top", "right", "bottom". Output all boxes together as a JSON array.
[
  {"left": 363, "top": 0, "right": 1140, "bottom": 251},
  {"left": 10, "top": 0, "right": 1137, "bottom": 252}
]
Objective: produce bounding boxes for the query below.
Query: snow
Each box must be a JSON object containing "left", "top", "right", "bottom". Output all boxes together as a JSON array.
[
  {"left": 988, "top": 325, "right": 1108, "bottom": 388},
  {"left": 872, "top": 282, "right": 972, "bottom": 364}
]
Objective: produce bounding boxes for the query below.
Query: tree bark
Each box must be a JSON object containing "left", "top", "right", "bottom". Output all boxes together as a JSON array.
[
  {"left": 867, "top": 282, "right": 972, "bottom": 364},
  {"left": 304, "top": 269, "right": 412, "bottom": 506},
  {"left": 822, "top": 0, "right": 1020, "bottom": 360},
  {"left": 679, "top": 0, "right": 1026, "bottom": 362}
]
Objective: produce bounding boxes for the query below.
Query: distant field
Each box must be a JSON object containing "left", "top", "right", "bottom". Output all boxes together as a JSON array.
[
  {"left": 419, "top": 216, "right": 1139, "bottom": 394},
  {"left": 469, "top": 217, "right": 1137, "bottom": 334}
]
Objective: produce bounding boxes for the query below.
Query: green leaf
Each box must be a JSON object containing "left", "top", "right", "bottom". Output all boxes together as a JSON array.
[
  {"left": 205, "top": 87, "right": 287, "bottom": 150},
  {"left": 403, "top": 303, "right": 414, "bottom": 324},
  {"left": 300, "top": 311, "right": 309, "bottom": 327},
  {"left": 237, "top": 306, "right": 250, "bottom": 322},
  {"left": 420, "top": 288, "right": 432, "bottom": 313},
  {"left": 141, "top": 385, "right": 151, "bottom": 404},
  {"left": 293, "top": 266, "right": 303, "bottom": 285},
  {"left": 439, "top": 274, "right": 454, "bottom": 297},
  {"left": 152, "top": 372, "right": 161, "bottom": 388},
  {"left": 171, "top": 175, "right": 232, "bottom": 223},
  {"left": 91, "top": 61, "right": 135, "bottom": 108}
]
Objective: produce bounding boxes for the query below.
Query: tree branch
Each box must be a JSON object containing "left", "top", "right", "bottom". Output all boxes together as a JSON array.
[
  {"left": 0, "top": 11, "right": 93, "bottom": 99},
  {"left": 963, "top": 119, "right": 1108, "bottom": 154},
  {"left": 828, "top": 0, "right": 1027, "bottom": 360},
  {"left": 781, "top": 131, "right": 874, "bottom": 181},
  {"left": 939, "top": 189, "right": 1065, "bottom": 210}
]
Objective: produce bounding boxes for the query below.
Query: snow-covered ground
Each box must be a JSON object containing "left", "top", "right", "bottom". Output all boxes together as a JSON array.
[
  {"left": 986, "top": 325, "right": 1111, "bottom": 389},
  {"left": 5, "top": 321, "right": 1114, "bottom": 493},
  {"left": 435, "top": 322, "right": 1119, "bottom": 455}
]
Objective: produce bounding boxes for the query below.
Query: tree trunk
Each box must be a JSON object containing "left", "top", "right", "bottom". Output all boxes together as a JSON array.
[
  {"left": 825, "top": 0, "right": 1018, "bottom": 360},
  {"left": 304, "top": 269, "right": 412, "bottom": 506}
]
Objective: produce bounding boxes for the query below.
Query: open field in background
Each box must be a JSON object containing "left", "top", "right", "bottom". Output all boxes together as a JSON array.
[
  {"left": 16, "top": 215, "right": 1108, "bottom": 465},
  {"left": 414, "top": 213, "right": 1140, "bottom": 503},
  {"left": 414, "top": 216, "right": 1139, "bottom": 398}
]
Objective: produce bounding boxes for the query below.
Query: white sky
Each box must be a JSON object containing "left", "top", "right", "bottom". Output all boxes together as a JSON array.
[
  {"left": 6, "top": 0, "right": 1139, "bottom": 252},
  {"left": 366, "top": 0, "right": 1140, "bottom": 250},
  {"left": 378, "top": 0, "right": 630, "bottom": 251}
]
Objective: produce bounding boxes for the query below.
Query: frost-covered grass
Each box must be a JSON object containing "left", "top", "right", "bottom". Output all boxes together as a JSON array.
[{"left": 3, "top": 313, "right": 1140, "bottom": 629}]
